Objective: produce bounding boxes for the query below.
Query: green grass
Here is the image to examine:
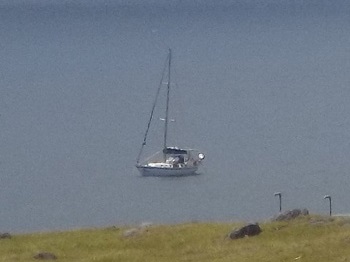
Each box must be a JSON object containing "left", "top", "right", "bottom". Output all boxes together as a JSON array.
[{"left": 1, "top": 215, "right": 350, "bottom": 261}]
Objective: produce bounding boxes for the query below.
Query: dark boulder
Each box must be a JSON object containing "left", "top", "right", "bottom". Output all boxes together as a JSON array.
[
  {"left": 229, "top": 223, "right": 262, "bottom": 240},
  {"left": 274, "top": 208, "right": 309, "bottom": 221},
  {"left": 0, "top": 233, "right": 11, "bottom": 239},
  {"left": 33, "top": 252, "right": 57, "bottom": 260}
]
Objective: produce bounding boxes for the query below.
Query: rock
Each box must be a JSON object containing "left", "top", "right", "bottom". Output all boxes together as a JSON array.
[
  {"left": 274, "top": 208, "right": 309, "bottom": 221},
  {"left": 123, "top": 228, "right": 141, "bottom": 238},
  {"left": 229, "top": 223, "right": 262, "bottom": 240},
  {"left": 0, "top": 233, "right": 11, "bottom": 239},
  {"left": 33, "top": 252, "right": 57, "bottom": 260},
  {"left": 139, "top": 222, "right": 153, "bottom": 229},
  {"left": 122, "top": 222, "right": 153, "bottom": 238}
]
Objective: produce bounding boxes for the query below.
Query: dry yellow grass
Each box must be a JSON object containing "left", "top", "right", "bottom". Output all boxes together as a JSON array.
[{"left": 1, "top": 215, "right": 350, "bottom": 261}]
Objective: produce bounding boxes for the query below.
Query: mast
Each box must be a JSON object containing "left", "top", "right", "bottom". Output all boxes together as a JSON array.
[
  {"left": 136, "top": 51, "right": 169, "bottom": 165},
  {"left": 163, "top": 48, "right": 171, "bottom": 152}
]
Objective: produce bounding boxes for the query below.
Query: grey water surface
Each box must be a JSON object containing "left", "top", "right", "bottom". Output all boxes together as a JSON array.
[{"left": 1, "top": 0, "right": 350, "bottom": 233}]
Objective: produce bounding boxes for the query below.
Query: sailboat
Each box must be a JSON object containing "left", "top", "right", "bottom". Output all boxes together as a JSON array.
[{"left": 135, "top": 49, "right": 205, "bottom": 176}]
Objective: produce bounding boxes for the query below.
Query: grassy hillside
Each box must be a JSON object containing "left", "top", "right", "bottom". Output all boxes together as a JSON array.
[{"left": 1, "top": 215, "right": 350, "bottom": 261}]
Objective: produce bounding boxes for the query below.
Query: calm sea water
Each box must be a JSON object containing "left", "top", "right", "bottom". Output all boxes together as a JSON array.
[{"left": 1, "top": 0, "right": 350, "bottom": 233}]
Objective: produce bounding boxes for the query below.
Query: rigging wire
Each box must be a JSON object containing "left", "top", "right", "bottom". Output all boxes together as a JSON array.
[{"left": 136, "top": 51, "right": 171, "bottom": 164}]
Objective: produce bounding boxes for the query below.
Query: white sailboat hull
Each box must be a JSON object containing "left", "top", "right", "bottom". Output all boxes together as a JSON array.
[{"left": 136, "top": 164, "right": 198, "bottom": 177}]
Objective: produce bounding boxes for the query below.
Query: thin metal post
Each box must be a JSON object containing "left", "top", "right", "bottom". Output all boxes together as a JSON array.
[
  {"left": 274, "top": 192, "right": 282, "bottom": 212},
  {"left": 324, "top": 195, "right": 332, "bottom": 216}
]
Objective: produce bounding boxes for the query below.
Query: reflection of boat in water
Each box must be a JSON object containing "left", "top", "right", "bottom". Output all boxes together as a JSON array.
[{"left": 135, "top": 49, "right": 205, "bottom": 177}]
